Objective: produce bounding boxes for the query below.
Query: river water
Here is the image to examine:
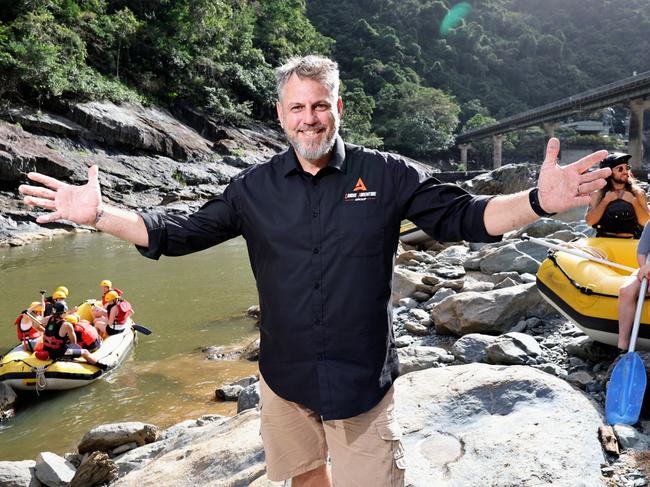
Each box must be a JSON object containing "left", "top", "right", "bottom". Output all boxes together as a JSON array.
[{"left": 0, "top": 233, "right": 258, "bottom": 461}]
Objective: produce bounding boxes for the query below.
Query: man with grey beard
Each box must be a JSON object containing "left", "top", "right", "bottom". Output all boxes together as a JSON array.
[{"left": 20, "top": 55, "right": 611, "bottom": 486}]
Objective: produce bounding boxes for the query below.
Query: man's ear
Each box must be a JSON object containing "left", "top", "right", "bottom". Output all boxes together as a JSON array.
[{"left": 337, "top": 97, "right": 343, "bottom": 118}]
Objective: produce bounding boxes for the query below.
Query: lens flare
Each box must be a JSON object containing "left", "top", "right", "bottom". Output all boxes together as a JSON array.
[{"left": 440, "top": 2, "right": 472, "bottom": 36}]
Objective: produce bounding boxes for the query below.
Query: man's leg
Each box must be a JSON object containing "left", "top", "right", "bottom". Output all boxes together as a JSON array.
[
  {"left": 618, "top": 276, "right": 641, "bottom": 349},
  {"left": 324, "top": 387, "right": 405, "bottom": 487},
  {"left": 292, "top": 464, "right": 332, "bottom": 487},
  {"left": 258, "top": 376, "right": 330, "bottom": 484}
]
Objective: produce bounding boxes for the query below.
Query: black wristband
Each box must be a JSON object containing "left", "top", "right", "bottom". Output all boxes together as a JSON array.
[{"left": 528, "top": 188, "right": 556, "bottom": 217}]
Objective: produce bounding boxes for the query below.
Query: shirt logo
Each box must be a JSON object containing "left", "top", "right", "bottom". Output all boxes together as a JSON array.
[
  {"left": 345, "top": 177, "right": 377, "bottom": 202},
  {"left": 353, "top": 178, "right": 367, "bottom": 191}
]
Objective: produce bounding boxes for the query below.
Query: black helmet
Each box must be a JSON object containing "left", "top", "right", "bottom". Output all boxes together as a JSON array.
[
  {"left": 52, "top": 301, "right": 68, "bottom": 314},
  {"left": 600, "top": 152, "right": 632, "bottom": 170}
]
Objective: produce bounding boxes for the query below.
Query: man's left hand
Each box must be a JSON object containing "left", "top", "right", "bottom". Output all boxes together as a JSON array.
[{"left": 537, "top": 138, "right": 610, "bottom": 214}]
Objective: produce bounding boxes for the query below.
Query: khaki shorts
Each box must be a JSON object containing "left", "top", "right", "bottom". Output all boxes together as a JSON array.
[{"left": 259, "top": 375, "right": 406, "bottom": 486}]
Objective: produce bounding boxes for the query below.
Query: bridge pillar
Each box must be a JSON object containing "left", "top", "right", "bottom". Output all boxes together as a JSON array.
[
  {"left": 627, "top": 98, "right": 650, "bottom": 169},
  {"left": 459, "top": 143, "right": 472, "bottom": 168},
  {"left": 543, "top": 122, "right": 560, "bottom": 139},
  {"left": 492, "top": 135, "right": 503, "bottom": 169}
]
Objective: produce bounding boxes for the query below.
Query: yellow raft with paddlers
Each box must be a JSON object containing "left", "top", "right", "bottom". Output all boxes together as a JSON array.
[
  {"left": 0, "top": 302, "right": 137, "bottom": 392},
  {"left": 534, "top": 236, "right": 650, "bottom": 350}
]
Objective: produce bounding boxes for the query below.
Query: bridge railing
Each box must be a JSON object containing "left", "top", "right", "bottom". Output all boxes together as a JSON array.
[{"left": 458, "top": 70, "right": 650, "bottom": 142}]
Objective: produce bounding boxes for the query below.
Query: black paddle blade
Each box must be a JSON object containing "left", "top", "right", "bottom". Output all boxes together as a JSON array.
[{"left": 132, "top": 323, "right": 152, "bottom": 335}]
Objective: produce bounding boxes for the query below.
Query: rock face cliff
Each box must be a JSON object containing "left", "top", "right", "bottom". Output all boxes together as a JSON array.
[{"left": 0, "top": 101, "right": 287, "bottom": 246}]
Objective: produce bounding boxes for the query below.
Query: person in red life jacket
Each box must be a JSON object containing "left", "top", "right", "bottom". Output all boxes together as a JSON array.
[
  {"left": 38, "top": 302, "right": 107, "bottom": 369},
  {"left": 99, "top": 279, "right": 123, "bottom": 306},
  {"left": 65, "top": 314, "right": 102, "bottom": 353},
  {"left": 94, "top": 291, "right": 133, "bottom": 337},
  {"left": 15, "top": 301, "right": 45, "bottom": 352}
]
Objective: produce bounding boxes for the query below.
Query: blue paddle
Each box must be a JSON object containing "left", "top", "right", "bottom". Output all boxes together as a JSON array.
[{"left": 605, "top": 275, "right": 648, "bottom": 425}]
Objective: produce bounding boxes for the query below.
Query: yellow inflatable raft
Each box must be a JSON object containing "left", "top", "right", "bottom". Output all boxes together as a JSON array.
[
  {"left": 0, "top": 302, "right": 136, "bottom": 392},
  {"left": 535, "top": 237, "right": 650, "bottom": 349},
  {"left": 399, "top": 221, "right": 431, "bottom": 245}
]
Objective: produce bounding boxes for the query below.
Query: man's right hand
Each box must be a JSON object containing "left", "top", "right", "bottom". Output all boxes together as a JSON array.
[{"left": 19, "top": 165, "right": 102, "bottom": 225}]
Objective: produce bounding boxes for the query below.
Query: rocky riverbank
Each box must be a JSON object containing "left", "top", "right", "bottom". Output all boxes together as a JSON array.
[{"left": 3, "top": 218, "right": 650, "bottom": 486}]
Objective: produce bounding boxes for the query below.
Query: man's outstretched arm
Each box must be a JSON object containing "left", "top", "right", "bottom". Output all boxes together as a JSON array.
[
  {"left": 19, "top": 165, "right": 149, "bottom": 247},
  {"left": 484, "top": 138, "right": 611, "bottom": 236}
]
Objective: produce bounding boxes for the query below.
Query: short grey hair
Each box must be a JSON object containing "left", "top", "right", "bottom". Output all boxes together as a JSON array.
[{"left": 275, "top": 55, "right": 340, "bottom": 101}]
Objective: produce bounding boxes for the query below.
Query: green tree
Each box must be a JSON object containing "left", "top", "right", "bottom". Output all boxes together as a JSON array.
[
  {"left": 375, "top": 81, "right": 460, "bottom": 158},
  {"left": 340, "top": 79, "right": 382, "bottom": 148}
]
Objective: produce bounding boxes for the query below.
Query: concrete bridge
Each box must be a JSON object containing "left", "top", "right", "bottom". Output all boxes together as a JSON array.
[{"left": 456, "top": 71, "right": 650, "bottom": 169}]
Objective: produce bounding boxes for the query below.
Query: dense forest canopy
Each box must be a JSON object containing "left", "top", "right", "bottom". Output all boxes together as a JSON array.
[{"left": 1, "top": 0, "right": 650, "bottom": 160}]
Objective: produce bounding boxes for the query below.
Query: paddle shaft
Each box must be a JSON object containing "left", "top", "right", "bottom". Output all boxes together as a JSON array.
[
  {"left": 629, "top": 257, "right": 650, "bottom": 353},
  {"left": 522, "top": 235, "right": 635, "bottom": 273}
]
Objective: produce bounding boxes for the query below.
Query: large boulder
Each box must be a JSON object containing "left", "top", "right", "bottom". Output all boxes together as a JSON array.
[
  {"left": 392, "top": 267, "right": 425, "bottom": 305},
  {"left": 78, "top": 422, "right": 159, "bottom": 454},
  {"left": 431, "top": 283, "right": 552, "bottom": 336},
  {"left": 34, "top": 452, "right": 75, "bottom": 487},
  {"left": 0, "top": 460, "right": 41, "bottom": 487},
  {"left": 461, "top": 163, "right": 537, "bottom": 195},
  {"left": 0, "top": 381, "right": 17, "bottom": 420},
  {"left": 111, "top": 410, "right": 264, "bottom": 486},
  {"left": 65, "top": 101, "right": 214, "bottom": 161},
  {"left": 396, "top": 364, "right": 605, "bottom": 486}
]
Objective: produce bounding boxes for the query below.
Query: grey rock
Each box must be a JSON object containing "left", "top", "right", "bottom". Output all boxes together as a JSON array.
[
  {"left": 566, "top": 336, "right": 617, "bottom": 362},
  {"left": 78, "top": 422, "right": 159, "bottom": 454},
  {"left": 510, "top": 218, "right": 574, "bottom": 239},
  {"left": 395, "top": 335, "right": 415, "bottom": 348},
  {"left": 0, "top": 460, "right": 42, "bottom": 487},
  {"left": 398, "top": 346, "right": 453, "bottom": 374},
  {"left": 35, "top": 452, "right": 75, "bottom": 487},
  {"left": 397, "top": 364, "right": 605, "bottom": 486},
  {"left": 434, "top": 245, "right": 470, "bottom": 265},
  {"left": 493, "top": 277, "right": 520, "bottom": 290},
  {"left": 429, "top": 264, "right": 466, "bottom": 279},
  {"left": 432, "top": 283, "right": 553, "bottom": 336},
  {"left": 613, "top": 424, "right": 640, "bottom": 450},
  {"left": 486, "top": 332, "right": 543, "bottom": 365},
  {"left": 237, "top": 382, "right": 261, "bottom": 413},
  {"left": 405, "top": 321, "right": 430, "bottom": 336},
  {"left": 423, "top": 288, "right": 456, "bottom": 308},
  {"left": 566, "top": 371, "right": 595, "bottom": 390},
  {"left": 409, "top": 308, "right": 431, "bottom": 324},
  {"left": 0, "top": 381, "right": 17, "bottom": 420},
  {"left": 392, "top": 267, "right": 425, "bottom": 305},
  {"left": 479, "top": 243, "right": 541, "bottom": 274},
  {"left": 398, "top": 297, "right": 419, "bottom": 309},
  {"left": 216, "top": 384, "right": 244, "bottom": 401},
  {"left": 461, "top": 163, "right": 537, "bottom": 195},
  {"left": 461, "top": 280, "right": 495, "bottom": 293},
  {"left": 451, "top": 334, "right": 497, "bottom": 364},
  {"left": 395, "top": 250, "right": 436, "bottom": 265},
  {"left": 112, "top": 410, "right": 264, "bottom": 486},
  {"left": 111, "top": 442, "right": 139, "bottom": 456},
  {"left": 411, "top": 291, "right": 432, "bottom": 302}
]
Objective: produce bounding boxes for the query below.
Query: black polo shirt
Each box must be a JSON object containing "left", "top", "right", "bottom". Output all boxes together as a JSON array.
[{"left": 136, "top": 136, "right": 501, "bottom": 420}]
